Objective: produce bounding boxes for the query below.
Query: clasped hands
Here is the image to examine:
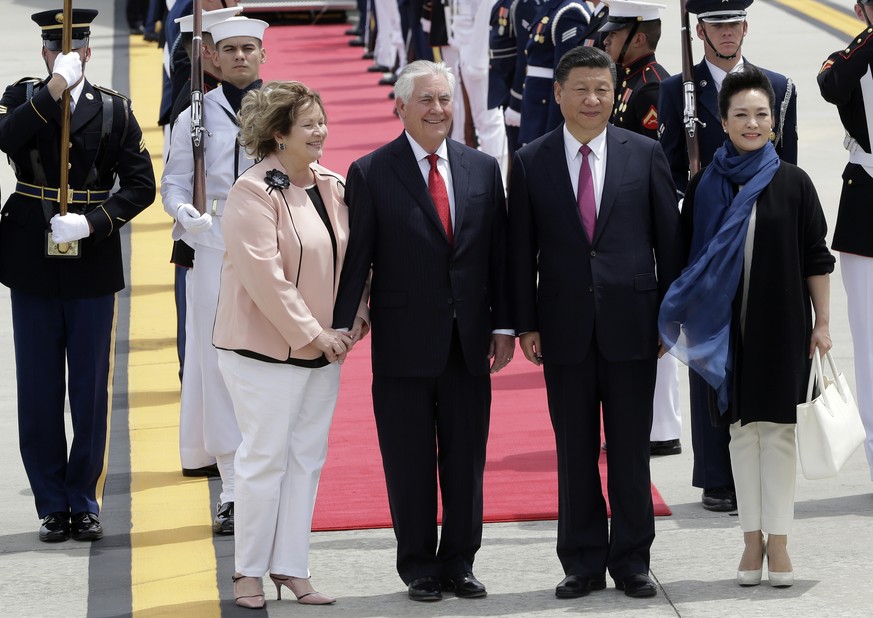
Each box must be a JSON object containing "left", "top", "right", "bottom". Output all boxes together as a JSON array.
[{"left": 314, "top": 317, "right": 369, "bottom": 364}]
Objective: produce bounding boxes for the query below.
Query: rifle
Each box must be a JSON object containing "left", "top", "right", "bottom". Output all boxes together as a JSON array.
[
  {"left": 191, "top": 0, "right": 206, "bottom": 214},
  {"left": 680, "top": 1, "right": 703, "bottom": 176},
  {"left": 54, "top": 0, "right": 74, "bottom": 254}
]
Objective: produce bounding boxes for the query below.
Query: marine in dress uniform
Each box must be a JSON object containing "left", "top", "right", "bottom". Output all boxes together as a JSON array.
[
  {"left": 518, "top": 0, "right": 607, "bottom": 146},
  {"left": 503, "top": 0, "right": 548, "bottom": 145},
  {"left": 656, "top": 0, "right": 798, "bottom": 512},
  {"left": 600, "top": 1, "right": 682, "bottom": 458},
  {"left": 0, "top": 9, "right": 155, "bottom": 542},
  {"left": 161, "top": 16, "right": 269, "bottom": 536},
  {"left": 818, "top": 0, "right": 873, "bottom": 480}
]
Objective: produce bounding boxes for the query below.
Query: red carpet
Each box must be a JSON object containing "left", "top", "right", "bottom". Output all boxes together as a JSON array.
[{"left": 261, "top": 24, "right": 671, "bottom": 531}]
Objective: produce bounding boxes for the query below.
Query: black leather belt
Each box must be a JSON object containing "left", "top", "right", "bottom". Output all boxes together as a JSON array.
[{"left": 15, "top": 182, "right": 110, "bottom": 204}]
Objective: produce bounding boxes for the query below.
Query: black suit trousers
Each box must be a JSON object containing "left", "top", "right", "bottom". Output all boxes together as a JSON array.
[
  {"left": 372, "top": 324, "right": 491, "bottom": 583},
  {"left": 543, "top": 341, "right": 656, "bottom": 580}
]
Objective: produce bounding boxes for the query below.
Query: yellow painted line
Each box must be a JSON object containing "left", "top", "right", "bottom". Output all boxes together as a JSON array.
[
  {"left": 127, "top": 37, "right": 220, "bottom": 615},
  {"left": 771, "top": 0, "right": 864, "bottom": 37}
]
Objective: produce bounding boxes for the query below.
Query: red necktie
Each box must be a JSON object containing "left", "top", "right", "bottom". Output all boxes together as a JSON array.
[
  {"left": 577, "top": 144, "right": 596, "bottom": 243},
  {"left": 426, "top": 153, "right": 454, "bottom": 245}
]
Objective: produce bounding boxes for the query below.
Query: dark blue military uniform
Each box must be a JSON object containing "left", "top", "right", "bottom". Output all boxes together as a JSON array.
[
  {"left": 611, "top": 52, "right": 669, "bottom": 141},
  {"left": 818, "top": 24, "right": 873, "bottom": 258},
  {"left": 489, "top": 0, "right": 521, "bottom": 156},
  {"left": 518, "top": 0, "right": 607, "bottom": 145},
  {"left": 507, "top": 0, "right": 548, "bottom": 133},
  {"left": 0, "top": 68, "right": 155, "bottom": 527},
  {"left": 658, "top": 59, "right": 798, "bottom": 197}
]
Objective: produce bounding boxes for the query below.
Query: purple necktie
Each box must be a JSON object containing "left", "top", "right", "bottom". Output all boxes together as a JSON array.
[{"left": 577, "top": 144, "right": 596, "bottom": 243}]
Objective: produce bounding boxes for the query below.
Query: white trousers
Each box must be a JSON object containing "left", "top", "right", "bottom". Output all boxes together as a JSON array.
[
  {"left": 729, "top": 421, "right": 796, "bottom": 534},
  {"left": 651, "top": 354, "right": 682, "bottom": 442},
  {"left": 840, "top": 251, "right": 873, "bottom": 479},
  {"left": 186, "top": 245, "right": 241, "bottom": 502},
  {"left": 179, "top": 267, "right": 214, "bottom": 469},
  {"left": 374, "top": 0, "right": 404, "bottom": 70},
  {"left": 218, "top": 350, "right": 340, "bottom": 577}
]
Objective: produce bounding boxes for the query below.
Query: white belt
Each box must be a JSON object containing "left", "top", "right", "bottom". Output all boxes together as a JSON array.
[
  {"left": 849, "top": 150, "right": 873, "bottom": 178},
  {"left": 526, "top": 65, "right": 554, "bottom": 79}
]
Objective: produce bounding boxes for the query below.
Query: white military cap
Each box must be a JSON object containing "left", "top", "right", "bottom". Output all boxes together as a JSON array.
[
  {"left": 175, "top": 7, "right": 243, "bottom": 34},
  {"left": 600, "top": 0, "right": 666, "bottom": 32},
  {"left": 207, "top": 16, "right": 269, "bottom": 44}
]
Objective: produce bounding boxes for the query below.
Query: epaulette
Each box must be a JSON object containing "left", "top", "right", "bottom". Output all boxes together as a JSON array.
[
  {"left": 12, "top": 77, "right": 42, "bottom": 87},
  {"left": 838, "top": 27, "right": 873, "bottom": 61},
  {"left": 93, "top": 84, "right": 130, "bottom": 102}
]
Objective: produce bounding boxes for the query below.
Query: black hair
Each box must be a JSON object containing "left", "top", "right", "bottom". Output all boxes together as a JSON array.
[
  {"left": 718, "top": 64, "right": 776, "bottom": 120},
  {"left": 555, "top": 46, "right": 616, "bottom": 87}
]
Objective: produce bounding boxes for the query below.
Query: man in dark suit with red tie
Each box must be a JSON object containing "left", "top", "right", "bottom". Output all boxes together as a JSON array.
[
  {"left": 333, "top": 60, "right": 514, "bottom": 602},
  {"left": 508, "top": 46, "right": 683, "bottom": 599}
]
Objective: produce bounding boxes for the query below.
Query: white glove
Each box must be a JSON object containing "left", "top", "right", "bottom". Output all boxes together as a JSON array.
[
  {"left": 52, "top": 52, "right": 83, "bottom": 89},
  {"left": 176, "top": 203, "right": 212, "bottom": 234},
  {"left": 504, "top": 107, "right": 521, "bottom": 128},
  {"left": 50, "top": 213, "right": 91, "bottom": 243},
  {"left": 844, "top": 132, "right": 861, "bottom": 154}
]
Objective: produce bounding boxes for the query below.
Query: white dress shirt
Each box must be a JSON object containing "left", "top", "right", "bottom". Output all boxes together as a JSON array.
[
  {"left": 406, "top": 132, "right": 456, "bottom": 228},
  {"left": 705, "top": 58, "right": 745, "bottom": 93},
  {"left": 564, "top": 124, "right": 607, "bottom": 216}
]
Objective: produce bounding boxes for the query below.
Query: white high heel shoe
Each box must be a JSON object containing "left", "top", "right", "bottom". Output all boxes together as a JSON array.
[
  {"left": 766, "top": 544, "right": 794, "bottom": 587},
  {"left": 736, "top": 543, "right": 766, "bottom": 586}
]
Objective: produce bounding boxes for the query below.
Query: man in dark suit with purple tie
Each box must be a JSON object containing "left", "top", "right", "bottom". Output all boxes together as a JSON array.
[
  {"left": 508, "top": 45, "right": 683, "bottom": 600},
  {"left": 333, "top": 60, "right": 514, "bottom": 602}
]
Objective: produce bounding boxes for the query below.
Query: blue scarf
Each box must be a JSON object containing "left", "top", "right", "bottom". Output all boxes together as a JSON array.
[{"left": 658, "top": 140, "right": 780, "bottom": 413}]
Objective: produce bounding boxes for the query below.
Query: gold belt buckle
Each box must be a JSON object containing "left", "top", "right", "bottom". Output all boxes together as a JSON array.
[{"left": 46, "top": 232, "right": 81, "bottom": 258}]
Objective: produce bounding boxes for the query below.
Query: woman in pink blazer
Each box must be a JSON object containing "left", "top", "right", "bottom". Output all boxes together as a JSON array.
[{"left": 214, "top": 81, "right": 368, "bottom": 609}]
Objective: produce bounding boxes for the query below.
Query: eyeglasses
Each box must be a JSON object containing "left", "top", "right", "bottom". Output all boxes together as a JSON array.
[{"left": 43, "top": 38, "right": 88, "bottom": 52}]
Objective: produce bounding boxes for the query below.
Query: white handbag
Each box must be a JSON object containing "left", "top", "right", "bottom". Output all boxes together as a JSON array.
[{"left": 796, "top": 350, "right": 866, "bottom": 480}]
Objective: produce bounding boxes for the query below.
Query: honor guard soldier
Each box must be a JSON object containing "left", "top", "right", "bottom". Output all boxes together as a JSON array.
[
  {"left": 657, "top": 0, "right": 798, "bottom": 513},
  {"left": 818, "top": 0, "right": 873, "bottom": 480},
  {"left": 601, "top": 0, "right": 669, "bottom": 140},
  {"left": 503, "top": 0, "right": 549, "bottom": 146},
  {"left": 489, "top": 0, "right": 521, "bottom": 158},
  {"left": 518, "top": 0, "right": 607, "bottom": 146},
  {"left": 161, "top": 16, "right": 269, "bottom": 536},
  {"left": 601, "top": 1, "right": 682, "bottom": 459},
  {"left": 0, "top": 8, "right": 156, "bottom": 543}
]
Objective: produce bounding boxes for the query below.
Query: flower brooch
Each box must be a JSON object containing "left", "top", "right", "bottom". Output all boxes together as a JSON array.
[{"left": 265, "top": 169, "right": 290, "bottom": 193}]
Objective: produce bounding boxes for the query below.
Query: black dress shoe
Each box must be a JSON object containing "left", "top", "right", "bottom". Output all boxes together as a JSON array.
[
  {"left": 345, "top": 26, "right": 362, "bottom": 36},
  {"left": 348, "top": 36, "right": 365, "bottom": 47},
  {"left": 442, "top": 572, "right": 486, "bottom": 598},
  {"left": 367, "top": 64, "right": 391, "bottom": 73},
  {"left": 378, "top": 74, "right": 398, "bottom": 86},
  {"left": 650, "top": 439, "right": 682, "bottom": 457},
  {"left": 615, "top": 573, "right": 657, "bottom": 598},
  {"left": 555, "top": 574, "right": 606, "bottom": 598},
  {"left": 362, "top": 50, "right": 375, "bottom": 60},
  {"left": 213, "top": 501, "right": 234, "bottom": 535},
  {"left": 39, "top": 512, "right": 70, "bottom": 543},
  {"left": 702, "top": 486, "right": 737, "bottom": 512},
  {"left": 408, "top": 576, "right": 442, "bottom": 601},
  {"left": 182, "top": 463, "right": 220, "bottom": 478},
  {"left": 71, "top": 512, "right": 103, "bottom": 541}
]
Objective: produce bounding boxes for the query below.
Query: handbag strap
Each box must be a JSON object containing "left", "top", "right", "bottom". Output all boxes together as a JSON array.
[
  {"left": 806, "top": 349, "right": 849, "bottom": 406},
  {"left": 805, "top": 349, "right": 821, "bottom": 402}
]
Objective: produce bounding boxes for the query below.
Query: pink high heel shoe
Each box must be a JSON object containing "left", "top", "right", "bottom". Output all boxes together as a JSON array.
[
  {"left": 269, "top": 574, "right": 336, "bottom": 605},
  {"left": 232, "top": 574, "right": 265, "bottom": 609}
]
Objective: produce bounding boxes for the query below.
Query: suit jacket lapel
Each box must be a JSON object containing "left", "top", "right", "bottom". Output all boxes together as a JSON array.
[
  {"left": 390, "top": 134, "right": 452, "bottom": 243},
  {"left": 595, "top": 126, "right": 628, "bottom": 244},
  {"left": 447, "top": 139, "right": 468, "bottom": 244},
  {"left": 70, "top": 81, "right": 100, "bottom": 134},
  {"left": 542, "top": 127, "right": 590, "bottom": 244}
]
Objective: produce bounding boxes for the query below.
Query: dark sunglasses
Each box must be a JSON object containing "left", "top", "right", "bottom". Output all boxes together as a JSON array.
[{"left": 43, "top": 38, "right": 88, "bottom": 52}]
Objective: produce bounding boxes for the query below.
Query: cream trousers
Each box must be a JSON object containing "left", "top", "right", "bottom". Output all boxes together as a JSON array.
[
  {"left": 218, "top": 350, "right": 340, "bottom": 577},
  {"left": 729, "top": 421, "right": 796, "bottom": 535}
]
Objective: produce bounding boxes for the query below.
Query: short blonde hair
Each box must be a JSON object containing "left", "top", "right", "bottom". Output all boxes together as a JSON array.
[{"left": 238, "top": 80, "right": 326, "bottom": 160}]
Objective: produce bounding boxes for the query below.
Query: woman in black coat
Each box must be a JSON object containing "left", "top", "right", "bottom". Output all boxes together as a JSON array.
[{"left": 659, "top": 66, "right": 835, "bottom": 589}]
